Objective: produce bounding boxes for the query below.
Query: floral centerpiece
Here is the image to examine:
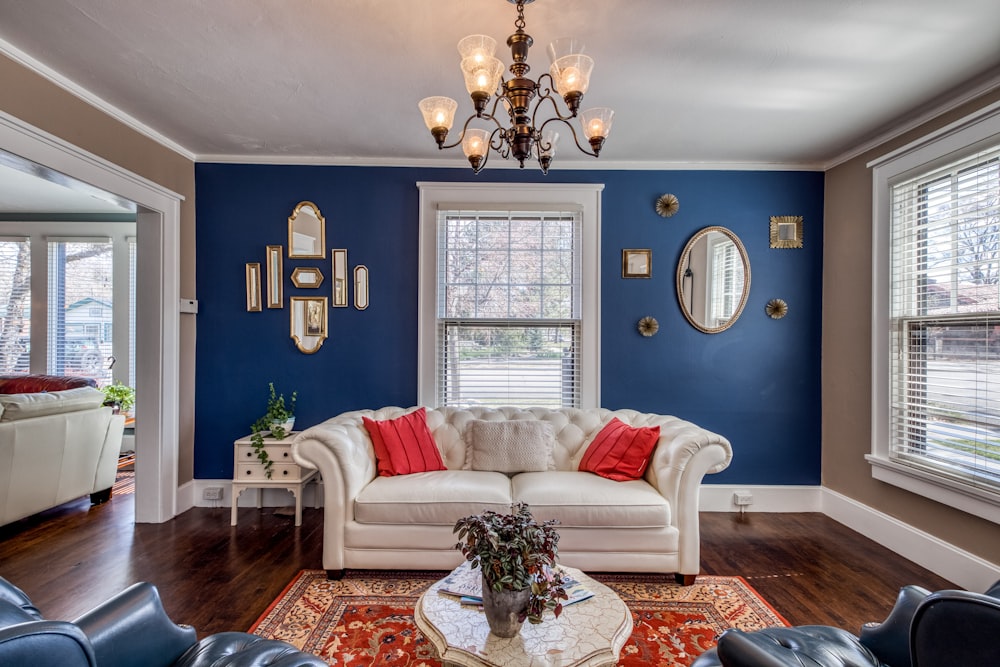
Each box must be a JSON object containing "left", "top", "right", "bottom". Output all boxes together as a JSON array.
[{"left": 453, "top": 502, "right": 567, "bottom": 637}]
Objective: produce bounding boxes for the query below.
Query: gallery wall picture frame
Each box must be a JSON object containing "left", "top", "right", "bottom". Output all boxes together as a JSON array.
[
  {"left": 288, "top": 201, "right": 326, "bottom": 259},
  {"left": 354, "top": 265, "right": 369, "bottom": 310},
  {"left": 291, "top": 266, "right": 324, "bottom": 288},
  {"left": 246, "top": 262, "right": 262, "bottom": 312},
  {"left": 770, "top": 215, "right": 803, "bottom": 249},
  {"left": 622, "top": 249, "right": 652, "bottom": 278},
  {"left": 290, "top": 296, "right": 328, "bottom": 354},
  {"left": 332, "top": 249, "right": 348, "bottom": 307},
  {"left": 266, "top": 245, "right": 283, "bottom": 308}
]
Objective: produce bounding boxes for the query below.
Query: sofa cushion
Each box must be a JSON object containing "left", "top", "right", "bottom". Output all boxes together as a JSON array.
[
  {"left": 579, "top": 417, "right": 660, "bottom": 481},
  {"left": 0, "top": 386, "right": 105, "bottom": 422},
  {"left": 512, "top": 471, "right": 670, "bottom": 528},
  {"left": 355, "top": 470, "right": 513, "bottom": 525},
  {"left": 464, "top": 419, "right": 555, "bottom": 473},
  {"left": 362, "top": 408, "right": 446, "bottom": 476}
]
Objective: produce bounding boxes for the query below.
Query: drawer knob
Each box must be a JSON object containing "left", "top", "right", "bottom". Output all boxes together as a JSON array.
[
  {"left": 245, "top": 470, "right": 252, "bottom": 476},
  {"left": 282, "top": 469, "right": 289, "bottom": 476},
  {"left": 245, "top": 452, "right": 252, "bottom": 458},
  {"left": 283, "top": 452, "right": 289, "bottom": 458}
]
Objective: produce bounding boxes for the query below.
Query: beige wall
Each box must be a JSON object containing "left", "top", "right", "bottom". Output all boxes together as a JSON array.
[
  {"left": 823, "top": 88, "right": 1000, "bottom": 564},
  {"left": 0, "top": 53, "right": 197, "bottom": 484}
]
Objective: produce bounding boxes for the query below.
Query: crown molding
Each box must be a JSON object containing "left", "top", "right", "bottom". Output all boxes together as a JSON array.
[{"left": 0, "top": 38, "right": 197, "bottom": 162}]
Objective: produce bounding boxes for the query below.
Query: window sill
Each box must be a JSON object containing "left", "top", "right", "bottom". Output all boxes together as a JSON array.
[{"left": 866, "top": 454, "right": 1000, "bottom": 526}]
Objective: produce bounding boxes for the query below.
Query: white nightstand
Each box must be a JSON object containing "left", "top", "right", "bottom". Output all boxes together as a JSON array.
[{"left": 231, "top": 432, "right": 318, "bottom": 527}]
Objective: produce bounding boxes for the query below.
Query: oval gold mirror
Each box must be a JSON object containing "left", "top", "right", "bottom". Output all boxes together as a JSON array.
[
  {"left": 288, "top": 201, "right": 326, "bottom": 259},
  {"left": 676, "top": 226, "right": 751, "bottom": 333}
]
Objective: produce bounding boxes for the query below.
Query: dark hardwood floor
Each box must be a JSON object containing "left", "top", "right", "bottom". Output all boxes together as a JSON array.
[{"left": 0, "top": 490, "right": 956, "bottom": 638}]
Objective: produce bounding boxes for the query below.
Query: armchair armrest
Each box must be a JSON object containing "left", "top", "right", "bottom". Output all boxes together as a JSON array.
[
  {"left": 0, "top": 620, "right": 96, "bottom": 666},
  {"left": 858, "top": 584, "right": 930, "bottom": 667},
  {"left": 73, "top": 582, "right": 196, "bottom": 667}
]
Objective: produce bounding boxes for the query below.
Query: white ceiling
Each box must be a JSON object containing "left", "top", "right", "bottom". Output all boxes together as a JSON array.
[{"left": 1, "top": 0, "right": 1000, "bottom": 176}]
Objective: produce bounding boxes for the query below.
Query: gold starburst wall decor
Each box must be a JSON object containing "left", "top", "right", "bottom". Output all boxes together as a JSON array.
[
  {"left": 638, "top": 316, "right": 660, "bottom": 337},
  {"left": 655, "top": 193, "right": 680, "bottom": 218},
  {"left": 765, "top": 298, "right": 788, "bottom": 319}
]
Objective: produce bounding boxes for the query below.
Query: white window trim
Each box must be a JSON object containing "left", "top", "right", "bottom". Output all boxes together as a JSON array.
[
  {"left": 417, "top": 182, "right": 602, "bottom": 408},
  {"left": 868, "top": 100, "right": 1000, "bottom": 525}
]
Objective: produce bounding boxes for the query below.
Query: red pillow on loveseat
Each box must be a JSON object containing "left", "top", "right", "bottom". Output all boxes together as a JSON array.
[
  {"left": 579, "top": 417, "right": 660, "bottom": 481},
  {"left": 362, "top": 408, "right": 446, "bottom": 476}
]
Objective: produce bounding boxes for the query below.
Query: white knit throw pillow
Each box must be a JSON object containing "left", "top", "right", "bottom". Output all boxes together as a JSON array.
[{"left": 464, "top": 420, "right": 555, "bottom": 473}]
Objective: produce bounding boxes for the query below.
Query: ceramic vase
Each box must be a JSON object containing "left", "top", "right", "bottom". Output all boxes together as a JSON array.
[{"left": 481, "top": 576, "right": 530, "bottom": 638}]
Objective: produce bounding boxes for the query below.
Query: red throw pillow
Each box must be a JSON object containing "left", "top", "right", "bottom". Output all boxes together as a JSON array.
[
  {"left": 362, "top": 408, "right": 446, "bottom": 476},
  {"left": 579, "top": 417, "right": 660, "bottom": 481}
]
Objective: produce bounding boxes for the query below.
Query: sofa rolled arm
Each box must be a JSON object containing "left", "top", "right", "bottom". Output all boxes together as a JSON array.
[
  {"left": 857, "top": 584, "right": 930, "bottom": 667},
  {"left": 73, "top": 581, "right": 196, "bottom": 667},
  {"left": 712, "top": 626, "right": 882, "bottom": 667},
  {"left": 0, "top": 620, "right": 97, "bottom": 666}
]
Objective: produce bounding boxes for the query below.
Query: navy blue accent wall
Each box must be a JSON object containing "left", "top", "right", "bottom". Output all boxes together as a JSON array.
[{"left": 195, "top": 164, "right": 823, "bottom": 485}]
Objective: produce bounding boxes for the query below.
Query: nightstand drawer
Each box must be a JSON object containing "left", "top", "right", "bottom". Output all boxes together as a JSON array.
[
  {"left": 236, "top": 462, "right": 304, "bottom": 481},
  {"left": 235, "top": 444, "right": 295, "bottom": 464}
]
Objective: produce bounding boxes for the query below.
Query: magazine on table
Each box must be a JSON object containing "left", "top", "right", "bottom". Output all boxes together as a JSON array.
[{"left": 440, "top": 561, "right": 594, "bottom": 607}]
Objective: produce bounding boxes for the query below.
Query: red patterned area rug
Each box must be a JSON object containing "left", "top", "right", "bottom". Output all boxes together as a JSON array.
[{"left": 251, "top": 570, "right": 787, "bottom": 666}]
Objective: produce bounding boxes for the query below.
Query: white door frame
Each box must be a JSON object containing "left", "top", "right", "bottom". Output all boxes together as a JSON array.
[{"left": 0, "top": 110, "right": 182, "bottom": 523}]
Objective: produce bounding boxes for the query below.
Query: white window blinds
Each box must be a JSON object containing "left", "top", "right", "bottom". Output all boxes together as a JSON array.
[
  {"left": 47, "top": 238, "right": 114, "bottom": 385},
  {"left": 0, "top": 238, "right": 31, "bottom": 375},
  {"left": 437, "top": 210, "right": 581, "bottom": 408},
  {"left": 889, "top": 143, "right": 1000, "bottom": 493}
]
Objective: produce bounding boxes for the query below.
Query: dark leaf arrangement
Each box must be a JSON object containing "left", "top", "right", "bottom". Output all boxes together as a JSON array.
[{"left": 454, "top": 502, "right": 568, "bottom": 624}]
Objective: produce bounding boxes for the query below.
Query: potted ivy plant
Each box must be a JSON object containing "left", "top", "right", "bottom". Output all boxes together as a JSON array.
[
  {"left": 453, "top": 502, "right": 567, "bottom": 637},
  {"left": 101, "top": 381, "right": 135, "bottom": 415},
  {"left": 249, "top": 382, "right": 297, "bottom": 479}
]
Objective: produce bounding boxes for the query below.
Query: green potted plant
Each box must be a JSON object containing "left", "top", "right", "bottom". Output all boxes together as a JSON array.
[
  {"left": 453, "top": 502, "right": 567, "bottom": 637},
  {"left": 249, "top": 382, "right": 297, "bottom": 479},
  {"left": 101, "top": 381, "right": 135, "bottom": 415}
]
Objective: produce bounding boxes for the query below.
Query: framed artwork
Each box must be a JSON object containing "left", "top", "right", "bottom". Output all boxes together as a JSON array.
[
  {"left": 622, "top": 249, "right": 652, "bottom": 278},
  {"left": 291, "top": 267, "right": 324, "bottom": 288},
  {"left": 289, "top": 296, "right": 328, "bottom": 353},
  {"left": 770, "top": 215, "right": 803, "bottom": 249},
  {"left": 332, "top": 249, "right": 348, "bottom": 307},
  {"left": 354, "top": 265, "right": 369, "bottom": 310},
  {"left": 245, "top": 262, "right": 261, "bottom": 312},
  {"left": 266, "top": 245, "right": 283, "bottom": 308}
]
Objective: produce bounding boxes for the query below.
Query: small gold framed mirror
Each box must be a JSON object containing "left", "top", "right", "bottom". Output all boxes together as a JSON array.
[
  {"left": 354, "top": 265, "right": 369, "bottom": 310},
  {"left": 290, "top": 296, "right": 328, "bottom": 354},
  {"left": 245, "top": 263, "right": 261, "bottom": 312},
  {"left": 332, "top": 249, "right": 348, "bottom": 307},
  {"left": 291, "top": 267, "right": 324, "bottom": 288},
  {"left": 265, "top": 245, "right": 283, "bottom": 308},
  {"left": 769, "top": 215, "right": 803, "bottom": 249},
  {"left": 288, "top": 201, "right": 326, "bottom": 258}
]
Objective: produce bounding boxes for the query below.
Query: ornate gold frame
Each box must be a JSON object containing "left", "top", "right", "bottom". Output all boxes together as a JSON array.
[
  {"left": 245, "top": 262, "right": 261, "bottom": 312},
  {"left": 291, "top": 267, "right": 324, "bottom": 289},
  {"left": 288, "top": 201, "right": 327, "bottom": 259},
  {"left": 622, "top": 249, "right": 652, "bottom": 278},
  {"left": 769, "top": 215, "right": 803, "bottom": 249},
  {"left": 266, "top": 245, "right": 283, "bottom": 308},
  {"left": 676, "top": 225, "right": 751, "bottom": 334},
  {"left": 290, "top": 296, "right": 328, "bottom": 354},
  {"left": 332, "top": 249, "right": 348, "bottom": 307},
  {"left": 354, "top": 265, "right": 369, "bottom": 311}
]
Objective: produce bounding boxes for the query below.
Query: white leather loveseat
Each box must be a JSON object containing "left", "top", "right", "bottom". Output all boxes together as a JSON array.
[
  {"left": 0, "top": 385, "right": 125, "bottom": 526},
  {"left": 293, "top": 406, "right": 732, "bottom": 583}
]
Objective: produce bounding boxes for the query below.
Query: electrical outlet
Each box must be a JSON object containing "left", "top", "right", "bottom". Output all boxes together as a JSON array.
[
  {"left": 733, "top": 490, "right": 753, "bottom": 506},
  {"left": 203, "top": 487, "right": 223, "bottom": 501}
]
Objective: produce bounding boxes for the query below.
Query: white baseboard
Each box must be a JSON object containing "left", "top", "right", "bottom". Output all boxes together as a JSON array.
[
  {"left": 699, "top": 484, "right": 823, "bottom": 512},
  {"left": 821, "top": 487, "right": 1000, "bottom": 592},
  {"left": 187, "top": 478, "right": 323, "bottom": 510}
]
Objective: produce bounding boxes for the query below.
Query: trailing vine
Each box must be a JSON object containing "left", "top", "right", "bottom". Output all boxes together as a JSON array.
[{"left": 248, "top": 383, "right": 297, "bottom": 479}]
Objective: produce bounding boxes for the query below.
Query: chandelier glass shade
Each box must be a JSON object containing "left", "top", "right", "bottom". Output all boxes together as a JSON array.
[{"left": 418, "top": 0, "right": 614, "bottom": 174}]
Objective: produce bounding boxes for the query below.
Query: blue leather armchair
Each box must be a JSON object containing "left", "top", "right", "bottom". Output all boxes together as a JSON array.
[
  {"left": 0, "top": 577, "right": 326, "bottom": 667},
  {"left": 692, "top": 580, "right": 1000, "bottom": 667}
]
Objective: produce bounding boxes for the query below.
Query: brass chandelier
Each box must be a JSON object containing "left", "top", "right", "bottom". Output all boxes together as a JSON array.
[{"left": 418, "top": 0, "right": 614, "bottom": 174}]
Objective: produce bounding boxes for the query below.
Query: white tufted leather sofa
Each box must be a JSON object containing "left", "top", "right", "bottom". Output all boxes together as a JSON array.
[{"left": 292, "top": 406, "right": 732, "bottom": 582}]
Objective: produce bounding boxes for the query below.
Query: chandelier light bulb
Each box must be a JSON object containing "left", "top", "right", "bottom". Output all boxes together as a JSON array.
[
  {"left": 461, "top": 56, "right": 504, "bottom": 96},
  {"left": 580, "top": 107, "right": 615, "bottom": 139},
  {"left": 552, "top": 54, "right": 593, "bottom": 95},
  {"left": 462, "top": 129, "right": 490, "bottom": 158},
  {"left": 418, "top": 97, "right": 458, "bottom": 131}
]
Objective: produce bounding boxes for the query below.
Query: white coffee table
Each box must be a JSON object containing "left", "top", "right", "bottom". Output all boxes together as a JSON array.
[{"left": 414, "top": 565, "right": 632, "bottom": 667}]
